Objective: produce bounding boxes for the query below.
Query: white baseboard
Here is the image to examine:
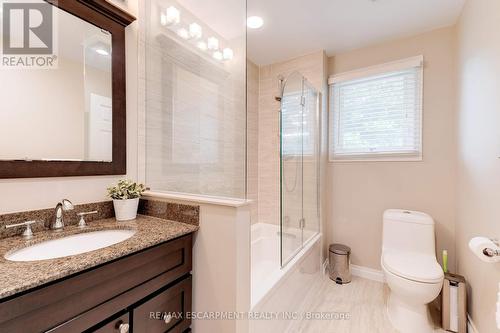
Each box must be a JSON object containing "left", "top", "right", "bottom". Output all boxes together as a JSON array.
[
  {"left": 350, "top": 264, "right": 385, "bottom": 283},
  {"left": 322, "top": 259, "right": 385, "bottom": 283},
  {"left": 467, "top": 314, "right": 479, "bottom": 333}
]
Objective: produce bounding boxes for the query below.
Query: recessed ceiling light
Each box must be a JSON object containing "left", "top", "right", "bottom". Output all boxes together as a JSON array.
[
  {"left": 95, "top": 48, "right": 109, "bottom": 56},
  {"left": 247, "top": 16, "right": 264, "bottom": 29}
]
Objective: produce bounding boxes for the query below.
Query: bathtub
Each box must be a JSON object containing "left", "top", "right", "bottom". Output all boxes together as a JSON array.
[{"left": 250, "top": 223, "right": 322, "bottom": 332}]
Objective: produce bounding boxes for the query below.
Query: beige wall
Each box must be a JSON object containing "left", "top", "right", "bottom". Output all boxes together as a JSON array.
[
  {"left": 0, "top": 58, "right": 86, "bottom": 160},
  {"left": 456, "top": 0, "right": 500, "bottom": 331},
  {"left": 0, "top": 0, "right": 138, "bottom": 214},
  {"left": 327, "top": 27, "right": 458, "bottom": 271},
  {"left": 0, "top": 58, "right": 112, "bottom": 161},
  {"left": 191, "top": 203, "right": 250, "bottom": 333}
]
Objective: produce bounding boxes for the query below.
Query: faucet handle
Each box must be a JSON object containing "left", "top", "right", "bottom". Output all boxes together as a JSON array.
[
  {"left": 5, "top": 220, "right": 41, "bottom": 239},
  {"left": 77, "top": 211, "right": 98, "bottom": 228}
]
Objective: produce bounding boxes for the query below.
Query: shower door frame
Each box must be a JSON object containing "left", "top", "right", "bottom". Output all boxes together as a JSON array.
[{"left": 279, "top": 73, "right": 321, "bottom": 268}]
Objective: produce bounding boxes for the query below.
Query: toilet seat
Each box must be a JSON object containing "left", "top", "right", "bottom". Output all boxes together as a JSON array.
[{"left": 382, "top": 251, "right": 443, "bottom": 284}]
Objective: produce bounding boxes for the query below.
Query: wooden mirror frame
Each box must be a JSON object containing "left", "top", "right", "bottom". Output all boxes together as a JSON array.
[{"left": 0, "top": 0, "right": 136, "bottom": 179}]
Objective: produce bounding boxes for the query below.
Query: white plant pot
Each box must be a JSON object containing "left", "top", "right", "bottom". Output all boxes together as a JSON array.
[{"left": 113, "top": 198, "right": 140, "bottom": 221}]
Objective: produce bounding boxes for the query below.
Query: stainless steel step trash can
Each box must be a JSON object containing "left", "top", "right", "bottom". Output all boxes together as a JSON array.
[{"left": 329, "top": 244, "right": 351, "bottom": 284}]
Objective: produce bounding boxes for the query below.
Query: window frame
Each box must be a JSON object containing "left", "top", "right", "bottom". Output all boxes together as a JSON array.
[{"left": 328, "top": 56, "right": 424, "bottom": 163}]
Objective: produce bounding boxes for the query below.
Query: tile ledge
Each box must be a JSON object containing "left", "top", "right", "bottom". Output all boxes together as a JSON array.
[{"left": 143, "top": 191, "right": 252, "bottom": 208}]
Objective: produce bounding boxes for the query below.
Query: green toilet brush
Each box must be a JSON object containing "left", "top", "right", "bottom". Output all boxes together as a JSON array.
[{"left": 442, "top": 250, "right": 448, "bottom": 273}]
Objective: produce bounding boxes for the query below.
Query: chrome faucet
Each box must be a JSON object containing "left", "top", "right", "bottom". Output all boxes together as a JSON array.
[{"left": 52, "top": 199, "right": 74, "bottom": 231}]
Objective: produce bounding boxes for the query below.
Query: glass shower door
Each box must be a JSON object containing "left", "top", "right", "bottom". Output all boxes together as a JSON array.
[
  {"left": 302, "top": 81, "right": 320, "bottom": 245},
  {"left": 280, "top": 72, "right": 320, "bottom": 267},
  {"left": 280, "top": 72, "right": 305, "bottom": 266}
]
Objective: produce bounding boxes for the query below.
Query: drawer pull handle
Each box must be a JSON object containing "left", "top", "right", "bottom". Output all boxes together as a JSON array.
[
  {"left": 116, "top": 321, "right": 129, "bottom": 333},
  {"left": 162, "top": 313, "right": 173, "bottom": 324}
]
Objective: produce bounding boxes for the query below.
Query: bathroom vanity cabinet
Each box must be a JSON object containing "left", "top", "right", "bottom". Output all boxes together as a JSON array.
[{"left": 0, "top": 234, "right": 193, "bottom": 333}]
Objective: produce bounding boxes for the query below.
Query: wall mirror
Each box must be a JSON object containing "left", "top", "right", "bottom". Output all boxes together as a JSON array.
[{"left": 0, "top": 0, "right": 135, "bottom": 178}]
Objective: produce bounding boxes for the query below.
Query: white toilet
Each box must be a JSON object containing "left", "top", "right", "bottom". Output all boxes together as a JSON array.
[{"left": 381, "top": 209, "right": 444, "bottom": 333}]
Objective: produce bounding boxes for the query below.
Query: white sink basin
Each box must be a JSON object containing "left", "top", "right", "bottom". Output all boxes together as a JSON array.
[{"left": 5, "top": 229, "right": 136, "bottom": 262}]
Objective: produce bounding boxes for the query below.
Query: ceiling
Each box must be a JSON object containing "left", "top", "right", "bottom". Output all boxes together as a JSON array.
[
  {"left": 248, "top": 0, "right": 466, "bottom": 65},
  {"left": 58, "top": 7, "right": 112, "bottom": 71}
]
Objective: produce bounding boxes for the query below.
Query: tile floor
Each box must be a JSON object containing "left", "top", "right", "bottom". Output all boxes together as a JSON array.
[{"left": 286, "top": 275, "right": 446, "bottom": 333}]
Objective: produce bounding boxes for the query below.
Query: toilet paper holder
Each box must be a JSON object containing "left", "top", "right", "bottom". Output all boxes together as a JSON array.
[
  {"left": 469, "top": 237, "right": 500, "bottom": 262},
  {"left": 483, "top": 238, "right": 500, "bottom": 257}
]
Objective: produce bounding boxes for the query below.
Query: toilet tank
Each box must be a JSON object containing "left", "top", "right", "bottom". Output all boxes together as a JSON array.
[{"left": 382, "top": 209, "right": 436, "bottom": 255}]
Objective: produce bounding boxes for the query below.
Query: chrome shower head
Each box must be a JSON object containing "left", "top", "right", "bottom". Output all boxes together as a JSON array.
[{"left": 275, "top": 75, "right": 285, "bottom": 102}]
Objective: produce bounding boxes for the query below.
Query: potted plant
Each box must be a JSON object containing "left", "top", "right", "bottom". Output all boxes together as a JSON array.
[{"left": 107, "top": 179, "right": 146, "bottom": 221}]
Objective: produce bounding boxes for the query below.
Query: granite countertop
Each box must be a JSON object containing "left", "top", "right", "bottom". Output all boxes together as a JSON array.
[{"left": 0, "top": 215, "right": 198, "bottom": 300}]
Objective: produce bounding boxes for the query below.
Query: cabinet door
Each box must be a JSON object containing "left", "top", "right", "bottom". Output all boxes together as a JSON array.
[
  {"left": 133, "top": 277, "right": 192, "bottom": 333},
  {"left": 4, "top": 235, "right": 193, "bottom": 333},
  {"left": 92, "top": 313, "right": 130, "bottom": 333}
]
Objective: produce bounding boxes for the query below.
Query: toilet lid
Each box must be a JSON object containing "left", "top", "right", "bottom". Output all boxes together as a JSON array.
[{"left": 382, "top": 251, "right": 444, "bottom": 284}]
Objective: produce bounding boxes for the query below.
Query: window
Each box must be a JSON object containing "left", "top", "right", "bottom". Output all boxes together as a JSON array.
[
  {"left": 281, "top": 87, "right": 318, "bottom": 157},
  {"left": 329, "top": 56, "right": 423, "bottom": 161}
]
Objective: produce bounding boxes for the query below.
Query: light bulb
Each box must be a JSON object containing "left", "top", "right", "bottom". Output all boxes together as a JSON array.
[
  {"left": 197, "top": 41, "right": 208, "bottom": 51},
  {"left": 189, "top": 23, "right": 202, "bottom": 39},
  {"left": 162, "top": 6, "right": 180, "bottom": 26},
  {"left": 177, "top": 28, "right": 189, "bottom": 40},
  {"left": 213, "top": 51, "right": 223, "bottom": 61},
  {"left": 223, "top": 48, "right": 234, "bottom": 60},
  {"left": 160, "top": 13, "right": 168, "bottom": 26},
  {"left": 207, "top": 37, "right": 219, "bottom": 50}
]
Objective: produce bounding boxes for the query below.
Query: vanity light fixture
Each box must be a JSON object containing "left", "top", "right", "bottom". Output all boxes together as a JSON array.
[
  {"left": 197, "top": 41, "right": 208, "bottom": 51},
  {"left": 189, "top": 23, "right": 202, "bottom": 39},
  {"left": 223, "top": 48, "right": 234, "bottom": 60},
  {"left": 212, "top": 50, "right": 223, "bottom": 61},
  {"left": 177, "top": 28, "right": 190, "bottom": 40},
  {"left": 247, "top": 16, "right": 264, "bottom": 29},
  {"left": 160, "top": 13, "right": 167, "bottom": 26},
  {"left": 161, "top": 6, "right": 180, "bottom": 26},
  {"left": 207, "top": 37, "right": 219, "bottom": 50}
]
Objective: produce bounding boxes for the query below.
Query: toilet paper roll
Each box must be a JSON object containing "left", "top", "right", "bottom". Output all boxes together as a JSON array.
[{"left": 468, "top": 237, "right": 500, "bottom": 263}]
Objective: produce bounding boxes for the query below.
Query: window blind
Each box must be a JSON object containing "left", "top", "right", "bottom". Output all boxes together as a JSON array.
[
  {"left": 329, "top": 59, "right": 423, "bottom": 160},
  {"left": 281, "top": 91, "right": 303, "bottom": 156},
  {"left": 281, "top": 88, "right": 317, "bottom": 156}
]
